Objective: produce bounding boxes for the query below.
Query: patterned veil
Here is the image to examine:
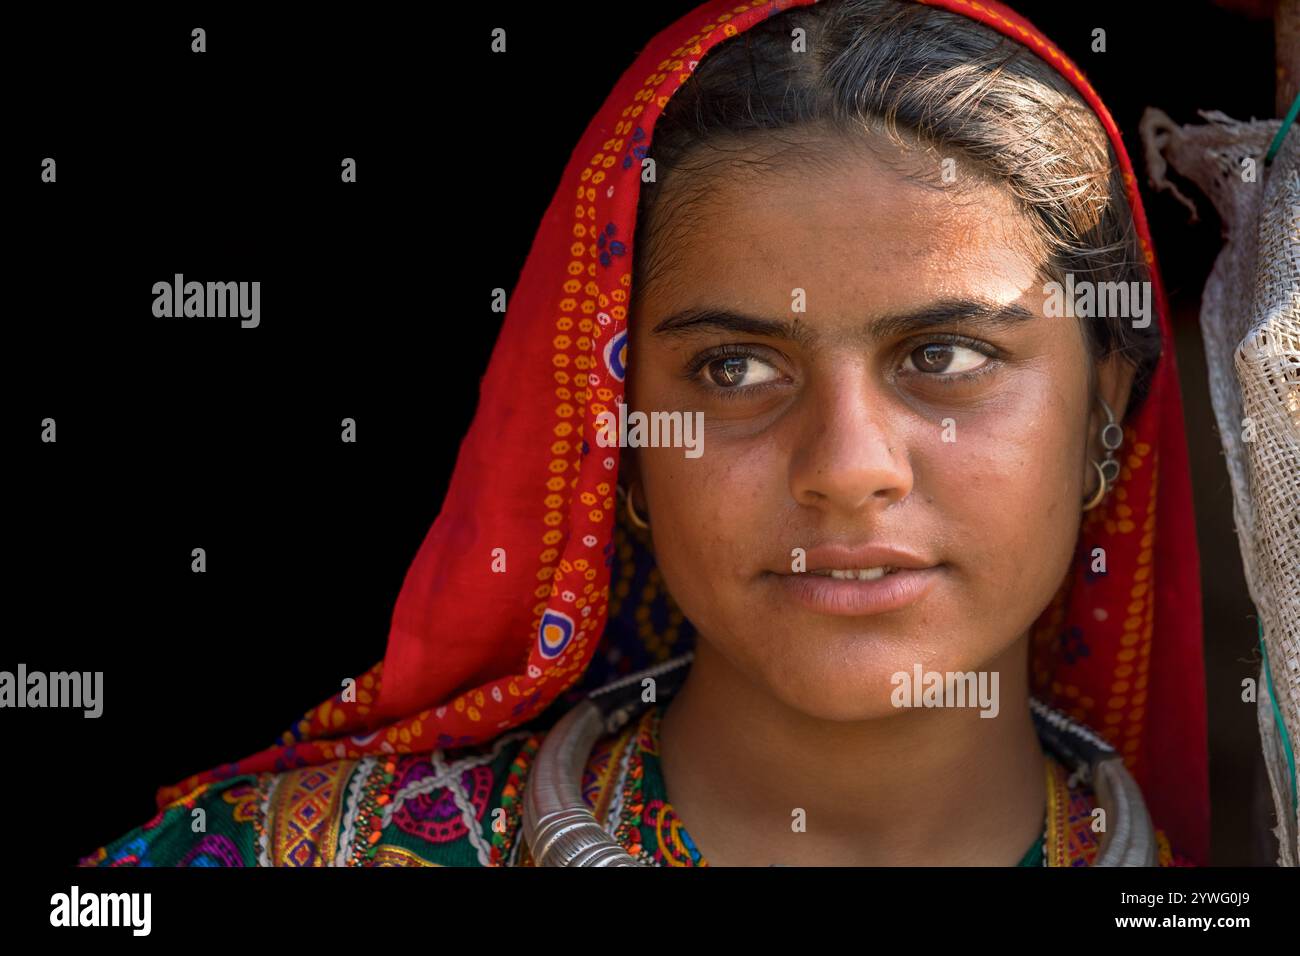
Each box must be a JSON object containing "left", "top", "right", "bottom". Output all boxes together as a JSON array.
[{"left": 156, "top": 0, "right": 1210, "bottom": 864}]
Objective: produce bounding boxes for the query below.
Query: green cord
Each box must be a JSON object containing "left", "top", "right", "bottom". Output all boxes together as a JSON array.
[
  {"left": 1264, "top": 89, "right": 1300, "bottom": 165},
  {"left": 1258, "top": 618, "right": 1298, "bottom": 817}
]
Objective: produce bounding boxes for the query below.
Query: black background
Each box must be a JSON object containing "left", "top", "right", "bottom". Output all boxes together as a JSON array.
[{"left": 7, "top": 0, "right": 1279, "bottom": 887}]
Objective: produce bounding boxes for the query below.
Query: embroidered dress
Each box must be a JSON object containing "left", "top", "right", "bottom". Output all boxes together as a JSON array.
[
  {"left": 81, "top": 699, "right": 1190, "bottom": 867},
  {"left": 81, "top": 0, "right": 1209, "bottom": 868}
]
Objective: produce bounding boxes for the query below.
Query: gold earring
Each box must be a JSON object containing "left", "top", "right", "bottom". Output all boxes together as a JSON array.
[
  {"left": 619, "top": 483, "right": 650, "bottom": 529},
  {"left": 1082, "top": 459, "right": 1108, "bottom": 511}
]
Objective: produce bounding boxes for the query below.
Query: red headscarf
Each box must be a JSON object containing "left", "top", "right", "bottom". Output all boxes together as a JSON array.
[{"left": 159, "top": 0, "right": 1209, "bottom": 864}]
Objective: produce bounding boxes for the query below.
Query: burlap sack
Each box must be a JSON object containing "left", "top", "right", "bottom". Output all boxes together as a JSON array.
[{"left": 1142, "top": 108, "right": 1300, "bottom": 865}]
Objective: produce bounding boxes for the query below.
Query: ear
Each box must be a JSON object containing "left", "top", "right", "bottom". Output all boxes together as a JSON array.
[
  {"left": 619, "top": 446, "right": 641, "bottom": 496},
  {"left": 617, "top": 447, "right": 651, "bottom": 543},
  {"left": 1095, "top": 352, "right": 1137, "bottom": 427},
  {"left": 1086, "top": 352, "right": 1138, "bottom": 474}
]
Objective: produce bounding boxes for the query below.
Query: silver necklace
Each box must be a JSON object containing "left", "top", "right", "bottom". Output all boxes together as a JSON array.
[{"left": 522, "top": 654, "right": 1157, "bottom": 866}]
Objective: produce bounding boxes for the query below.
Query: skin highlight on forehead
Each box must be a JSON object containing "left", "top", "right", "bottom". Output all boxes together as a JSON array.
[{"left": 632, "top": 131, "right": 1053, "bottom": 345}]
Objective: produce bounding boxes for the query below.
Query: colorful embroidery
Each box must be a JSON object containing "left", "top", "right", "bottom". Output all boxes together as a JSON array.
[
  {"left": 178, "top": 834, "right": 243, "bottom": 868},
  {"left": 82, "top": 698, "right": 1192, "bottom": 867},
  {"left": 371, "top": 844, "right": 442, "bottom": 867},
  {"left": 391, "top": 760, "right": 493, "bottom": 844},
  {"left": 489, "top": 734, "right": 542, "bottom": 866},
  {"left": 340, "top": 756, "right": 397, "bottom": 866},
  {"left": 266, "top": 760, "right": 354, "bottom": 867}
]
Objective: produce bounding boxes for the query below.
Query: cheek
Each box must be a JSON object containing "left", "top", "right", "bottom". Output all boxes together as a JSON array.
[
  {"left": 637, "top": 438, "right": 781, "bottom": 628},
  {"left": 921, "top": 371, "right": 1084, "bottom": 601}
]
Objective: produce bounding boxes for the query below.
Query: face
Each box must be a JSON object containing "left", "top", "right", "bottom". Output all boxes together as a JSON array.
[{"left": 624, "top": 136, "right": 1133, "bottom": 722}]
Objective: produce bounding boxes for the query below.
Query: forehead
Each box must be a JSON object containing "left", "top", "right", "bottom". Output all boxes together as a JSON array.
[{"left": 634, "top": 138, "right": 1045, "bottom": 325}]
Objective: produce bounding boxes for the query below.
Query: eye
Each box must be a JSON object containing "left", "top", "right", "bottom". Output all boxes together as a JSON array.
[
  {"left": 702, "top": 354, "right": 781, "bottom": 389},
  {"left": 902, "top": 342, "right": 989, "bottom": 375}
]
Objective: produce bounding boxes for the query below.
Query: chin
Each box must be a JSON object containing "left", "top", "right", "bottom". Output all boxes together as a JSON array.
[
  {"left": 766, "top": 676, "right": 915, "bottom": 723},
  {"left": 753, "top": 640, "right": 943, "bottom": 722}
]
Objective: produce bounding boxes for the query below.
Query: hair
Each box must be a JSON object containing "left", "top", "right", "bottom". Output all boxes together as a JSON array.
[{"left": 632, "top": 0, "right": 1161, "bottom": 416}]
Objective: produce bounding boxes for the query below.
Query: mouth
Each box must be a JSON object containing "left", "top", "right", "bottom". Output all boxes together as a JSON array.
[
  {"left": 806, "top": 566, "right": 900, "bottom": 581},
  {"left": 771, "top": 566, "right": 940, "bottom": 616}
]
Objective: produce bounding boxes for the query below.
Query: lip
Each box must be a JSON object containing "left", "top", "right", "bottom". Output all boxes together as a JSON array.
[
  {"left": 773, "top": 566, "right": 940, "bottom": 616},
  {"left": 797, "top": 543, "right": 935, "bottom": 574},
  {"left": 769, "top": 543, "right": 941, "bottom": 617}
]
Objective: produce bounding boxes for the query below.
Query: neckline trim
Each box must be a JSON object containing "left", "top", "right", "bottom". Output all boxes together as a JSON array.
[{"left": 586, "top": 703, "right": 1082, "bottom": 867}]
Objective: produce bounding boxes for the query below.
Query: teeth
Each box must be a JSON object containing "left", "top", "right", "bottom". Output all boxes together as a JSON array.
[{"left": 814, "top": 567, "right": 895, "bottom": 580}]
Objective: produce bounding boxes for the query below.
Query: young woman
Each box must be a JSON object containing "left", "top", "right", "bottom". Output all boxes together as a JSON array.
[{"left": 81, "top": 0, "right": 1207, "bottom": 867}]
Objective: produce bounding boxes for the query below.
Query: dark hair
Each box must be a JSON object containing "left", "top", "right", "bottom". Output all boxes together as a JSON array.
[{"left": 633, "top": 0, "right": 1161, "bottom": 416}]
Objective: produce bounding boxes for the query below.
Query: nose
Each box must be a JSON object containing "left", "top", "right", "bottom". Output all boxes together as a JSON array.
[{"left": 788, "top": 376, "right": 914, "bottom": 514}]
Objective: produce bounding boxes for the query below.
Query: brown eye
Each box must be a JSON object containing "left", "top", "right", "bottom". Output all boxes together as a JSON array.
[
  {"left": 903, "top": 342, "right": 988, "bottom": 375},
  {"left": 704, "top": 355, "right": 778, "bottom": 388}
]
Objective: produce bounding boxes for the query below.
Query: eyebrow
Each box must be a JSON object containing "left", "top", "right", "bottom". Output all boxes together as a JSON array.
[{"left": 650, "top": 299, "right": 1036, "bottom": 346}]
